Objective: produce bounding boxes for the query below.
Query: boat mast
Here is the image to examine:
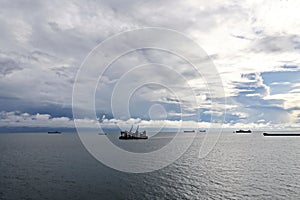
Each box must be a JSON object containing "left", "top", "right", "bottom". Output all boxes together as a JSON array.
[
  {"left": 129, "top": 125, "right": 133, "bottom": 133},
  {"left": 135, "top": 125, "right": 139, "bottom": 136}
]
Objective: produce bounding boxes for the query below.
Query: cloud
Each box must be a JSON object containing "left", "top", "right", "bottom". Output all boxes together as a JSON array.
[
  {"left": 252, "top": 35, "right": 300, "bottom": 53},
  {"left": 0, "top": 0, "right": 300, "bottom": 129},
  {"left": 0, "top": 57, "right": 22, "bottom": 76},
  {"left": 1, "top": 111, "right": 299, "bottom": 131},
  {"left": 0, "top": 111, "right": 74, "bottom": 128}
]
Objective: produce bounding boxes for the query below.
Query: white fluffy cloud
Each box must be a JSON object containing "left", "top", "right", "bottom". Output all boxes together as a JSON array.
[
  {"left": 0, "top": 111, "right": 74, "bottom": 128},
  {"left": 1, "top": 111, "right": 299, "bottom": 131}
]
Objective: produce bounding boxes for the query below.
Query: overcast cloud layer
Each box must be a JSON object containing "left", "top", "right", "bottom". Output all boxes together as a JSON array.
[{"left": 1, "top": 0, "right": 300, "bottom": 130}]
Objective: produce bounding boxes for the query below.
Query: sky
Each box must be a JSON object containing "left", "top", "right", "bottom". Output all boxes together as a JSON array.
[{"left": 1, "top": 0, "right": 300, "bottom": 131}]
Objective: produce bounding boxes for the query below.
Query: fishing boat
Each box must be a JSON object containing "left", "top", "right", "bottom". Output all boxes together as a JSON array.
[{"left": 119, "top": 125, "right": 148, "bottom": 140}]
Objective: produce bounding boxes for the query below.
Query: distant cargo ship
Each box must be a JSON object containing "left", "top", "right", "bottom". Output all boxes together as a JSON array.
[
  {"left": 263, "top": 132, "right": 300, "bottom": 136},
  {"left": 184, "top": 130, "right": 195, "bottom": 133},
  {"left": 48, "top": 131, "right": 61, "bottom": 134},
  {"left": 235, "top": 129, "right": 252, "bottom": 133},
  {"left": 119, "top": 125, "right": 148, "bottom": 140},
  {"left": 198, "top": 130, "right": 206, "bottom": 133}
]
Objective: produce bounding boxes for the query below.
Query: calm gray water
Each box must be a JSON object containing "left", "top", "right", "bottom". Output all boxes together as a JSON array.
[{"left": 1, "top": 132, "right": 300, "bottom": 199}]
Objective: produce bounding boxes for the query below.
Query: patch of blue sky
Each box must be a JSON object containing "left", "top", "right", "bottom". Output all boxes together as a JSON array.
[{"left": 262, "top": 70, "right": 300, "bottom": 95}]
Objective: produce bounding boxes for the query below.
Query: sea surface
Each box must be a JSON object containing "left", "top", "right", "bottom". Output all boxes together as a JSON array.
[{"left": 1, "top": 132, "right": 300, "bottom": 199}]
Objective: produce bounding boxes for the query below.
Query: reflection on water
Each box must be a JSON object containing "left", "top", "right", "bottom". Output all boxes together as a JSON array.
[{"left": 0, "top": 132, "right": 300, "bottom": 199}]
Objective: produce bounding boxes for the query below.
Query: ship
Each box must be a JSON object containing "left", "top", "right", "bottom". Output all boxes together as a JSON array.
[
  {"left": 119, "top": 125, "right": 148, "bottom": 140},
  {"left": 184, "top": 130, "right": 195, "bottom": 133},
  {"left": 48, "top": 131, "right": 61, "bottom": 134},
  {"left": 198, "top": 130, "right": 206, "bottom": 133},
  {"left": 235, "top": 129, "right": 252, "bottom": 133},
  {"left": 263, "top": 132, "right": 300, "bottom": 136}
]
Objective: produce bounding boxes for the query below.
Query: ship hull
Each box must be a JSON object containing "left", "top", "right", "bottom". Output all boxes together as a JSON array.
[
  {"left": 235, "top": 130, "right": 252, "bottom": 133},
  {"left": 119, "top": 136, "right": 148, "bottom": 140},
  {"left": 48, "top": 131, "right": 61, "bottom": 134},
  {"left": 263, "top": 133, "right": 300, "bottom": 136}
]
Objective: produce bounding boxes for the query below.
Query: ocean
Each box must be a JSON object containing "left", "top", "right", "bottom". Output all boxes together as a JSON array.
[{"left": 1, "top": 132, "right": 300, "bottom": 199}]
